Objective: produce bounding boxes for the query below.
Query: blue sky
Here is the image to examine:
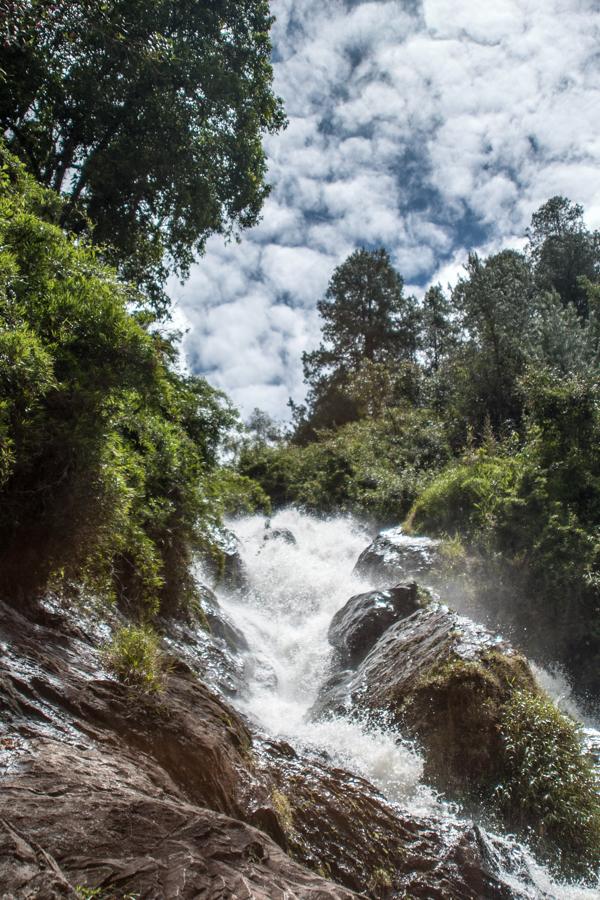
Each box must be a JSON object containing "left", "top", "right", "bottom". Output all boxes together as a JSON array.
[{"left": 170, "top": 0, "right": 600, "bottom": 420}]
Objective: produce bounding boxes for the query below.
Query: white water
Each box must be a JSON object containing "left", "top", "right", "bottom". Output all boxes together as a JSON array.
[
  {"left": 218, "top": 509, "right": 440, "bottom": 811},
  {"left": 211, "top": 508, "right": 600, "bottom": 899}
]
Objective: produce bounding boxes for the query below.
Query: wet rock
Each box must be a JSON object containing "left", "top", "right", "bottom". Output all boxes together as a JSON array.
[
  {"left": 200, "top": 584, "right": 249, "bottom": 652},
  {"left": 354, "top": 526, "right": 440, "bottom": 586},
  {"left": 200, "top": 526, "right": 248, "bottom": 592},
  {"left": 257, "top": 740, "right": 522, "bottom": 899},
  {"left": 0, "top": 599, "right": 354, "bottom": 899},
  {"left": 159, "top": 584, "right": 249, "bottom": 698},
  {"left": 263, "top": 526, "right": 297, "bottom": 545},
  {"left": 315, "top": 603, "right": 535, "bottom": 798},
  {"left": 328, "top": 583, "right": 419, "bottom": 667}
]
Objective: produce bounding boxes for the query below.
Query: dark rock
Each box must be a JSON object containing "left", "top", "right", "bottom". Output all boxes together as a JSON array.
[
  {"left": 201, "top": 526, "right": 248, "bottom": 592},
  {"left": 315, "top": 603, "right": 535, "bottom": 798},
  {"left": 328, "top": 583, "right": 419, "bottom": 667},
  {"left": 200, "top": 585, "right": 249, "bottom": 652},
  {"left": 354, "top": 526, "right": 440, "bottom": 586},
  {"left": 257, "top": 740, "right": 521, "bottom": 899},
  {"left": 263, "top": 526, "right": 297, "bottom": 545},
  {"left": 0, "top": 599, "right": 354, "bottom": 899}
]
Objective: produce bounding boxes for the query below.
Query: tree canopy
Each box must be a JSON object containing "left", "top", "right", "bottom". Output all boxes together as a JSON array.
[
  {"left": 298, "top": 248, "right": 419, "bottom": 434},
  {"left": 526, "top": 196, "right": 599, "bottom": 319},
  {"left": 0, "top": 0, "right": 286, "bottom": 310}
]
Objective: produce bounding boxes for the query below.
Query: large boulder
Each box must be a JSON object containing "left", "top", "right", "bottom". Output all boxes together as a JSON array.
[
  {"left": 315, "top": 603, "right": 536, "bottom": 798},
  {"left": 328, "top": 583, "right": 419, "bottom": 667},
  {"left": 354, "top": 526, "right": 440, "bottom": 586}
]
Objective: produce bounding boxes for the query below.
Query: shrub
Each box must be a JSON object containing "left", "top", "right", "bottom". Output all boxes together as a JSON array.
[
  {"left": 497, "top": 689, "right": 600, "bottom": 876},
  {"left": 103, "top": 625, "right": 164, "bottom": 693}
]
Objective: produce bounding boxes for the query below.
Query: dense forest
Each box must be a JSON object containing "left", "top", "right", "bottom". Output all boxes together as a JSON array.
[{"left": 1, "top": 2, "right": 600, "bottom": 896}]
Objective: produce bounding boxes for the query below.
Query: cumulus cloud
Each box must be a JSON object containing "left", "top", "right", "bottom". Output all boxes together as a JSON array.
[{"left": 174, "top": 0, "right": 600, "bottom": 418}]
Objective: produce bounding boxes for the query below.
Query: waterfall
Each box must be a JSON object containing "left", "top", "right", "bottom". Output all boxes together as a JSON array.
[{"left": 211, "top": 508, "right": 600, "bottom": 900}]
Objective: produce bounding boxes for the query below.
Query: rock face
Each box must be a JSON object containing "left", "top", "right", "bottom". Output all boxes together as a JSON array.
[
  {"left": 160, "top": 584, "right": 249, "bottom": 697},
  {"left": 354, "top": 526, "right": 440, "bottom": 586},
  {"left": 328, "top": 583, "right": 419, "bottom": 667},
  {"left": 0, "top": 596, "right": 526, "bottom": 899},
  {"left": 316, "top": 603, "right": 535, "bottom": 798}
]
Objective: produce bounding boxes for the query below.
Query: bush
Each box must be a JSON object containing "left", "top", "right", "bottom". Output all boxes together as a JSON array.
[
  {"left": 497, "top": 689, "right": 600, "bottom": 876},
  {"left": 103, "top": 625, "right": 164, "bottom": 693},
  {"left": 238, "top": 407, "right": 451, "bottom": 522}
]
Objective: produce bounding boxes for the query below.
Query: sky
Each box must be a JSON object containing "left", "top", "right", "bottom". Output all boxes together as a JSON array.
[{"left": 170, "top": 0, "right": 600, "bottom": 421}]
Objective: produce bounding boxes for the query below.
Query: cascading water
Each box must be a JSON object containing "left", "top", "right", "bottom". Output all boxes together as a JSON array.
[
  {"left": 209, "top": 508, "right": 600, "bottom": 900},
  {"left": 218, "top": 508, "right": 439, "bottom": 810}
]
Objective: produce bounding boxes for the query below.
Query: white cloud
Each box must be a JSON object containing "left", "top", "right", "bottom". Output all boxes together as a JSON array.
[{"left": 175, "top": 0, "right": 600, "bottom": 418}]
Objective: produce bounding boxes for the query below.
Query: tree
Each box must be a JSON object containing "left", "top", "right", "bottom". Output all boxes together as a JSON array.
[
  {"left": 0, "top": 145, "right": 238, "bottom": 609},
  {"left": 420, "top": 283, "right": 457, "bottom": 373},
  {"left": 526, "top": 197, "right": 599, "bottom": 319},
  {"left": 299, "top": 248, "right": 419, "bottom": 434},
  {"left": 451, "top": 250, "right": 535, "bottom": 432},
  {"left": 0, "top": 0, "right": 285, "bottom": 311}
]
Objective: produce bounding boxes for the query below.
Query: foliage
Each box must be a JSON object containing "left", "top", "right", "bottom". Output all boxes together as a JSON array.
[
  {"left": 497, "top": 689, "right": 600, "bottom": 875},
  {"left": 0, "top": 145, "right": 259, "bottom": 615},
  {"left": 298, "top": 248, "right": 419, "bottom": 436},
  {"left": 407, "top": 369, "right": 600, "bottom": 695},
  {"left": 527, "top": 196, "right": 600, "bottom": 319},
  {"left": 449, "top": 249, "right": 535, "bottom": 432},
  {"left": 0, "top": 0, "right": 285, "bottom": 309},
  {"left": 239, "top": 406, "right": 451, "bottom": 522},
  {"left": 103, "top": 624, "right": 164, "bottom": 692}
]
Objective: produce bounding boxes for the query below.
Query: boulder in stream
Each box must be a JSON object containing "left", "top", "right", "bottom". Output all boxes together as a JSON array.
[
  {"left": 328, "top": 583, "right": 420, "bottom": 667},
  {"left": 263, "top": 525, "right": 297, "bottom": 545},
  {"left": 354, "top": 526, "right": 440, "bottom": 585},
  {"left": 315, "top": 603, "right": 535, "bottom": 798}
]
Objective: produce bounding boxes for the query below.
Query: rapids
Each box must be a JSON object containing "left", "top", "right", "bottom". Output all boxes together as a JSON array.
[{"left": 211, "top": 508, "right": 600, "bottom": 900}]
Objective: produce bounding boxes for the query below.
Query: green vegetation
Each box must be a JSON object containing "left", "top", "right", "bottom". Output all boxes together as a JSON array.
[
  {"left": 402, "top": 651, "right": 600, "bottom": 875},
  {"left": 0, "top": 146, "right": 262, "bottom": 616},
  {"left": 103, "top": 624, "right": 164, "bottom": 692},
  {"left": 1, "top": 0, "right": 285, "bottom": 309},
  {"left": 497, "top": 689, "right": 600, "bottom": 876}
]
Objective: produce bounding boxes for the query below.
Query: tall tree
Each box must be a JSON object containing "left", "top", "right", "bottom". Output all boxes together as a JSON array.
[
  {"left": 299, "top": 248, "right": 419, "bottom": 434},
  {"left": 0, "top": 0, "right": 285, "bottom": 310},
  {"left": 526, "top": 196, "right": 599, "bottom": 319},
  {"left": 420, "top": 283, "right": 457, "bottom": 373},
  {"left": 451, "top": 250, "right": 535, "bottom": 431}
]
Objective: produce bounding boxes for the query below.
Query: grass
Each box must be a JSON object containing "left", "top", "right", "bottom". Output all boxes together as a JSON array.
[{"left": 103, "top": 624, "right": 164, "bottom": 693}]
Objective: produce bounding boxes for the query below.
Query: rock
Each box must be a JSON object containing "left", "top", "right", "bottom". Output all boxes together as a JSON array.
[
  {"left": 257, "top": 739, "right": 522, "bottom": 899},
  {"left": 354, "top": 526, "right": 440, "bottom": 586},
  {"left": 200, "top": 526, "right": 248, "bottom": 592},
  {"left": 0, "top": 598, "right": 354, "bottom": 899},
  {"left": 200, "top": 585, "right": 249, "bottom": 652},
  {"left": 263, "top": 526, "right": 297, "bottom": 545},
  {"left": 315, "top": 603, "right": 535, "bottom": 799},
  {"left": 328, "top": 583, "right": 419, "bottom": 667}
]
